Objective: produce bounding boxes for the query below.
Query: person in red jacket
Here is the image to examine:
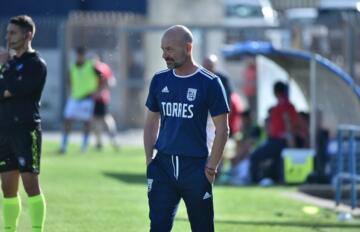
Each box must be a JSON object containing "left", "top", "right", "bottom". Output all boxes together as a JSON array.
[
  {"left": 228, "top": 92, "right": 243, "bottom": 137},
  {"left": 249, "top": 81, "right": 299, "bottom": 184}
]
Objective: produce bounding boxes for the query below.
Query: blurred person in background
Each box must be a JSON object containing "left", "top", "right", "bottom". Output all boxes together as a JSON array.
[
  {"left": 144, "top": 25, "right": 229, "bottom": 232},
  {"left": 0, "top": 47, "right": 9, "bottom": 68},
  {"left": 59, "top": 46, "right": 98, "bottom": 154},
  {"left": 243, "top": 59, "right": 257, "bottom": 119},
  {"left": 228, "top": 110, "right": 263, "bottom": 185},
  {"left": 294, "top": 111, "right": 310, "bottom": 148},
  {"left": 249, "top": 81, "right": 299, "bottom": 185},
  {"left": 202, "top": 54, "right": 244, "bottom": 138},
  {"left": 0, "top": 15, "right": 46, "bottom": 232},
  {"left": 92, "top": 55, "right": 120, "bottom": 151},
  {"left": 202, "top": 54, "right": 243, "bottom": 180},
  {"left": 202, "top": 54, "right": 232, "bottom": 106}
]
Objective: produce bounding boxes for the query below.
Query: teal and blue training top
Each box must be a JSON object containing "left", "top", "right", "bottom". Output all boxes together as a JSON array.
[{"left": 145, "top": 67, "right": 229, "bottom": 157}]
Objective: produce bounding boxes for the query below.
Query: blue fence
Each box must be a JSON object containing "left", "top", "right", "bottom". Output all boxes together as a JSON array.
[{"left": 335, "top": 124, "right": 360, "bottom": 209}]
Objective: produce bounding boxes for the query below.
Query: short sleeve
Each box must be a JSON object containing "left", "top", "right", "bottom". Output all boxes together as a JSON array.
[
  {"left": 145, "top": 75, "right": 160, "bottom": 112},
  {"left": 207, "top": 78, "right": 230, "bottom": 117}
]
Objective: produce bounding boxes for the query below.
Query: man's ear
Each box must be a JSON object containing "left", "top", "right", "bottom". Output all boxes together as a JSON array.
[
  {"left": 25, "top": 31, "right": 33, "bottom": 40},
  {"left": 186, "top": 42, "right": 192, "bottom": 54}
]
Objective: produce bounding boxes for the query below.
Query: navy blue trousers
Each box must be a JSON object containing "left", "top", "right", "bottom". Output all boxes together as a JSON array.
[{"left": 147, "top": 152, "right": 214, "bottom": 232}]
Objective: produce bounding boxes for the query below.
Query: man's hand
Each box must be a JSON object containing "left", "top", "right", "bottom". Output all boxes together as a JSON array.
[
  {"left": 143, "top": 110, "right": 160, "bottom": 168},
  {"left": 146, "top": 157, "right": 153, "bottom": 166},
  {"left": 205, "top": 113, "right": 229, "bottom": 184},
  {"left": 0, "top": 48, "right": 9, "bottom": 65},
  {"left": 3, "top": 90, "right": 12, "bottom": 98},
  {"left": 204, "top": 166, "right": 217, "bottom": 184}
]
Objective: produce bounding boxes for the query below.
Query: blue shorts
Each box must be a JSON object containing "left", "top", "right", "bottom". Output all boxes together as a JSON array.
[
  {"left": 63, "top": 97, "right": 94, "bottom": 121},
  {"left": 147, "top": 152, "right": 214, "bottom": 232}
]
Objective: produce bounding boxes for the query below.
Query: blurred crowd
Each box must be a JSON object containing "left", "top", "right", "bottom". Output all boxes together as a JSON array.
[{"left": 204, "top": 56, "right": 331, "bottom": 186}]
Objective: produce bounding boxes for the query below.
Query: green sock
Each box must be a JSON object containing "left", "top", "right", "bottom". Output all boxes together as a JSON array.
[
  {"left": 3, "top": 195, "right": 22, "bottom": 232},
  {"left": 28, "top": 194, "right": 46, "bottom": 232}
]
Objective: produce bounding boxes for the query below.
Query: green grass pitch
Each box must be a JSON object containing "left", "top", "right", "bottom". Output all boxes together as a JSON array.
[{"left": 0, "top": 140, "right": 359, "bottom": 231}]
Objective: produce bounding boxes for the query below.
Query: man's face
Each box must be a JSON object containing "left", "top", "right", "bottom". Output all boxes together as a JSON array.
[
  {"left": 6, "top": 23, "right": 28, "bottom": 51},
  {"left": 76, "top": 53, "right": 86, "bottom": 64},
  {"left": 161, "top": 34, "right": 187, "bottom": 69}
]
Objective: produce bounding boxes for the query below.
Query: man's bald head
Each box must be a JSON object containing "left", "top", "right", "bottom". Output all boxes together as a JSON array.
[
  {"left": 162, "top": 25, "right": 193, "bottom": 45},
  {"left": 161, "top": 25, "right": 194, "bottom": 69},
  {"left": 202, "top": 54, "right": 218, "bottom": 72}
]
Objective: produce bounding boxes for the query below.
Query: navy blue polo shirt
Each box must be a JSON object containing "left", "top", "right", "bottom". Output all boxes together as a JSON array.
[{"left": 146, "top": 67, "right": 229, "bottom": 157}]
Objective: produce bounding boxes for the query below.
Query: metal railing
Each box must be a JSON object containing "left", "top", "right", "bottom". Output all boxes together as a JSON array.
[{"left": 335, "top": 124, "right": 360, "bottom": 209}]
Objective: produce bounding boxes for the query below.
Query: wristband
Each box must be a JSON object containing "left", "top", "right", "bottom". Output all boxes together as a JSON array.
[{"left": 205, "top": 166, "right": 217, "bottom": 175}]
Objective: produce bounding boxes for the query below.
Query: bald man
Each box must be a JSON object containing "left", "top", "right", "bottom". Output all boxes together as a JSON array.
[
  {"left": 143, "top": 25, "right": 230, "bottom": 231},
  {"left": 203, "top": 54, "right": 233, "bottom": 106}
]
